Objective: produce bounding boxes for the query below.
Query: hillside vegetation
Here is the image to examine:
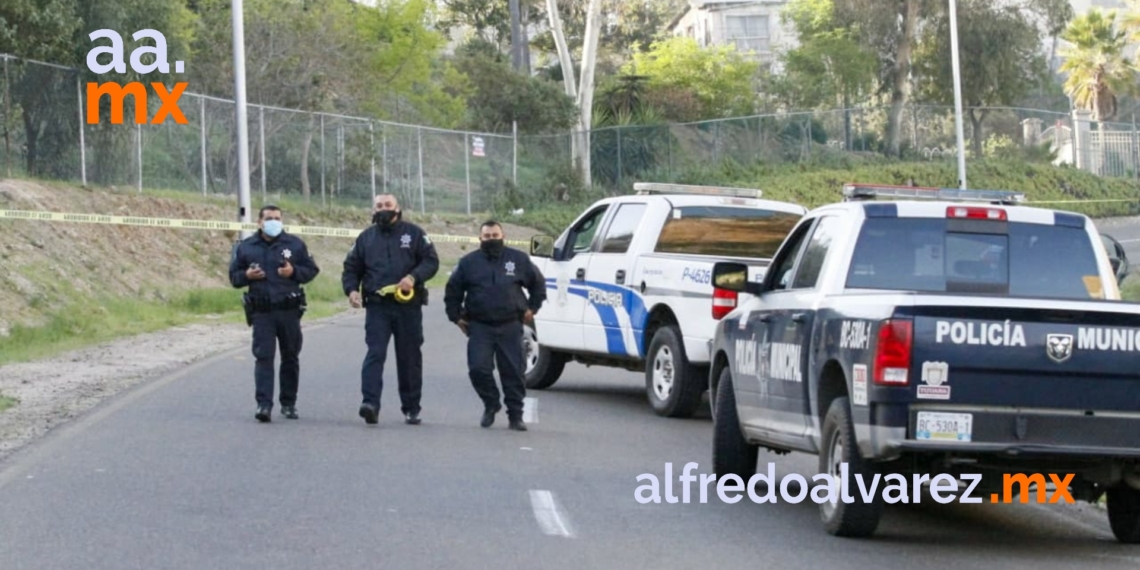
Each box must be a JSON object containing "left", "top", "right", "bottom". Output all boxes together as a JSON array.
[
  {"left": 0, "top": 178, "right": 538, "bottom": 365},
  {"left": 511, "top": 159, "right": 1140, "bottom": 236}
]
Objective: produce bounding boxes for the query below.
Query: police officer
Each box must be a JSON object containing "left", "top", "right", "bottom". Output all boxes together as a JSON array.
[
  {"left": 444, "top": 220, "right": 546, "bottom": 431},
  {"left": 229, "top": 205, "right": 320, "bottom": 423},
  {"left": 342, "top": 194, "right": 440, "bottom": 426}
]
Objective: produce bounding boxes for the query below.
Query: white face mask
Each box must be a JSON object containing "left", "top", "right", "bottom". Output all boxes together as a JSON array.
[{"left": 263, "top": 219, "right": 283, "bottom": 237}]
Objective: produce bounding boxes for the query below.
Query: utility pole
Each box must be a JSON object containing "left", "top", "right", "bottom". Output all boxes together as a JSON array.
[{"left": 232, "top": 0, "right": 254, "bottom": 237}]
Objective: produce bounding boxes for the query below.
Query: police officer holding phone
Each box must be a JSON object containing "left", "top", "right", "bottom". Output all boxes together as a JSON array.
[{"left": 230, "top": 205, "right": 320, "bottom": 423}]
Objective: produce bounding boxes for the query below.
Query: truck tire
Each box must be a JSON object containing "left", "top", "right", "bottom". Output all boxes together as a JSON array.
[
  {"left": 818, "top": 396, "right": 882, "bottom": 538},
  {"left": 712, "top": 367, "right": 758, "bottom": 479},
  {"left": 645, "top": 325, "right": 705, "bottom": 418},
  {"left": 1106, "top": 484, "right": 1140, "bottom": 543},
  {"left": 523, "top": 324, "right": 566, "bottom": 390}
]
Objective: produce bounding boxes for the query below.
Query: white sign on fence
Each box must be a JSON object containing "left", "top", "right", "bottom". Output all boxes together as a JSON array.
[{"left": 472, "top": 136, "right": 484, "bottom": 157}]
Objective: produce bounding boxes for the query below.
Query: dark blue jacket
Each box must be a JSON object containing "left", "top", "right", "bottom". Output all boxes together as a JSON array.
[
  {"left": 229, "top": 231, "right": 320, "bottom": 301},
  {"left": 444, "top": 246, "right": 546, "bottom": 324},
  {"left": 341, "top": 220, "right": 440, "bottom": 303}
]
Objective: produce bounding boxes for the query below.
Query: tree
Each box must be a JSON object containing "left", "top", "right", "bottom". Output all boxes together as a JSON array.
[
  {"left": 624, "top": 36, "right": 759, "bottom": 120},
  {"left": 545, "top": 0, "right": 601, "bottom": 185},
  {"left": 914, "top": 0, "right": 1050, "bottom": 156},
  {"left": 450, "top": 40, "right": 577, "bottom": 134},
  {"left": 833, "top": 0, "right": 928, "bottom": 157},
  {"left": 777, "top": 0, "right": 877, "bottom": 147},
  {"left": 1058, "top": 9, "right": 1134, "bottom": 124}
]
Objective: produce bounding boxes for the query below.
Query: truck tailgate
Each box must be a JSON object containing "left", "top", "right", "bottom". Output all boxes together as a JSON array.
[{"left": 906, "top": 297, "right": 1140, "bottom": 412}]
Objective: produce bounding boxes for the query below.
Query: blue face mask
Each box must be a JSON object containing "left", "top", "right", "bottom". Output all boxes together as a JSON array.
[{"left": 263, "top": 219, "right": 283, "bottom": 237}]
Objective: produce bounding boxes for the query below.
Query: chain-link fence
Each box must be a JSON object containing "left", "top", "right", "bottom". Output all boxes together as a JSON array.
[{"left": 3, "top": 53, "right": 1138, "bottom": 215}]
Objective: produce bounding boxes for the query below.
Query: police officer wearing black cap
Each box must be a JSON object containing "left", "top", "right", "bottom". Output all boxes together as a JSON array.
[
  {"left": 342, "top": 194, "right": 440, "bottom": 426},
  {"left": 445, "top": 220, "right": 546, "bottom": 431},
  {"left": 229, "top": 205, "right": 320, "bottom": 423}
]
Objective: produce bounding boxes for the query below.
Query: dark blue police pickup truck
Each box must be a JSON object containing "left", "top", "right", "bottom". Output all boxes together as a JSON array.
[{"left": 706, "top": 184, "right": 1140, "bottom": 541}]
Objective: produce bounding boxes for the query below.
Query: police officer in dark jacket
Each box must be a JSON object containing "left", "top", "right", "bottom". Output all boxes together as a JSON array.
[
  {"left": 342, "top": 194, "right": 440, "bottom": 426},
  {"left": 229, "top": 205, "right": 320, "bottom": 422},
  {"left": 445, "top": 220, "right": 546, "bottom": 431}
]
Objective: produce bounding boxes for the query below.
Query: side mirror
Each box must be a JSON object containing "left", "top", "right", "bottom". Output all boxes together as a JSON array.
[
  {"left": 530, "top": 235, "right": 555, "bottom": 258},
  {"left": 713, "top": 262, "right": 762, "bottom": 295},
  {"left": 1111, "top": 257, "right": 1122, "bottom": 273}
]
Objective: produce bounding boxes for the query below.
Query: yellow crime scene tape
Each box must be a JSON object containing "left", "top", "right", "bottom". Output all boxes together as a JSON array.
[{"left": 0, "top": 209, "right": 530, "bottom": 246}]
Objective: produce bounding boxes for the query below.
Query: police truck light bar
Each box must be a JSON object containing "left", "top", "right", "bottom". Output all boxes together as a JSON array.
[
  {"left": 842, "top": 183, "right": 1025, "bottom": 205},
  {"left": 633, "top": 182, "right": 763, "bottom": 199}
]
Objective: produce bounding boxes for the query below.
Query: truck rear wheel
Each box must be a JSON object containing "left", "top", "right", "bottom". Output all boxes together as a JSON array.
[
  {"left": 524, "top": 324, "right": 566, "bottom": 390},
  {"left": 819, "top": 396, "right": 882, "bottom": 538},
  {"left": 645, "top": 325, "right": 705, "bottom": 418},
  {"left": 1106, "top": 484, "right": 1140, "bottom": 543},
  {"left": 712, "top": 368, "right": 758, "bottom": 478}
]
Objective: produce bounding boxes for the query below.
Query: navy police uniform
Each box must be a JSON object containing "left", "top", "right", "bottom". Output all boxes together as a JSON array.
[
  {"left": 342, "top": 215, "right": 439, "bottom": 423},
  {"left": 229, "top": 230, "right": 320, "bottom": 419},
  {"left": 444, "top": 240, "right": 546, "bottom": 428}
]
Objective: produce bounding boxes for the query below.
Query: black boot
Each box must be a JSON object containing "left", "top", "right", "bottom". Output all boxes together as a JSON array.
[
  {"left": 508, "top": 417, "right": 527, "bottom": 431},
  {"left": 281, "top": 406, "right": 298, "bottom": 420},
  {"left": 359, "top": 403, "right": 379, "bottom": 425},
  {"left": 481, "top": 404, "right": 501, "bottom": 428},
  {"left": 255, "top": 406, "right": 271, "bottom": 423}
]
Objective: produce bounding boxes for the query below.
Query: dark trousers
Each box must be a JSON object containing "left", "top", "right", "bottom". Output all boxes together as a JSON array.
[
  {"left": 361, "top": 301, "right": 423, "bottom": 414},
  {"left": 467, "top": 320, "right": 526, "bottom": 418},
  {"left": 251, "top": 308, "right": 303, "bottom": 408}
]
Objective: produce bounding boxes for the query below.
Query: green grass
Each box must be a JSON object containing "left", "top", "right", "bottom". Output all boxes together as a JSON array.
[
  {"left": 0, "top": 394, "right": 16, "bottom": 413},
  {"left": 1122, "top": 274, "right": 1140, "bottom": 302}
]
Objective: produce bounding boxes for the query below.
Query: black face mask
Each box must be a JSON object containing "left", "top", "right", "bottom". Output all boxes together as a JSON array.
[
  {"left": 373, "top": 210, "right": 399, "bottom": 226},
  {"left": 481, "top": 238, "right": 504, "bottom": 256}
]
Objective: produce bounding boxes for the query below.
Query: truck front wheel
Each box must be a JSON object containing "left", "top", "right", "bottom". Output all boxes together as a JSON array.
[
  {"left": 523, "top": 324, "right": 566, "bottom": 390},
  {"left": 819, "top": 396, "right": 882, "bottom": 538},
  {"left": 1106, "top": 483, "right": 1140, "bottom": 543},
  {"left": 645, "top": 325, "right": 705, "bottom": 418}
]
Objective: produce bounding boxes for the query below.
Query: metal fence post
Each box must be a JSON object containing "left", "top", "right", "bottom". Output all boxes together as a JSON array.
[
  {"left": 417, "top": 126, "right": 425, "bottom": 213},
  {"left": 136, "top": 123, "right": 142, "bottom": 192},
  {"left": 382, "top": 127, "right": 387, "bottom": 195},
  {"left": 1132, "top": 113, "right": 1138, "bottom": 186},
  {"left": 464, "top": 132, "right": 471, "bottom": 215},
  {"left": 200, "top": 96, "right": 207, "bottom": 195},
  {"left": 76, "top": 73, "right": 86, "bottom": 186},
  {"left": 616, "top": 128, "right": 622, "bottom": 188},
  {"left": 4, "top": 55, "right": 10, "bottom": 178},
  {"left": 512, "top": 120, "right": 518, "bottom": 186},
  {"left": 320, "top": 113, "right": 326, "bottom": 207},
  {"left": 370, "top": 122, "right": 376, "bottom": 201},
  {"left": 258, "top": 104, "right": 266, "bottom": 198}
]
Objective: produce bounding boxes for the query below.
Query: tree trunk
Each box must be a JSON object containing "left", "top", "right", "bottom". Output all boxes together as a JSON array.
[
  {"left": 521, "top": 1, "right": 532, "bottom": 75},
  {"left": 886, "top": 0, "right": 918, "bottom": 158},
  {"left": 509, "top": 0, "right": 523, "bottom": 72},
  {"left": 969, "top": 107, "right": 986, "bottom": 158},
  {"left": 300, "top": 114, "right": 314, "bottom": 201},
  {"left": 577, "top": 0, "right": 602, "bottom": 186},
  {"left": 546, "top": 0, "right": 582, "bottom": 178}
]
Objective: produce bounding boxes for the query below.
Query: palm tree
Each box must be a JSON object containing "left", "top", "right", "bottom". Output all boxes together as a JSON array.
[{"left": 1057, "top": 9, "right": 1134, "bottom": 174}]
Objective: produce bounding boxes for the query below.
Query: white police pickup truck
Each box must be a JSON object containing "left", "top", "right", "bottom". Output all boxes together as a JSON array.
[
  {"left": 707, "top": 183, "right": 1140, "bottom": 541},
  {"left": 524, "top": 183, "right": 807, "bottom": 417}
]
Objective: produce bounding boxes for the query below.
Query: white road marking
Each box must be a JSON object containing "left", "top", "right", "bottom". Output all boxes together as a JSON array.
[
  {"left": 1118, "top": 238, "right": 1140, "bottom": 243},
  {"left": 529, "top": 490, "right": 575, "bottom": 538},
  {"left": 523, "top": 397, "right": 538, "bottom": 423}
]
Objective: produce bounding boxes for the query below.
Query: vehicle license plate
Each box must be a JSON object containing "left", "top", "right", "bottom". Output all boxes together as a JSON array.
[{"left": 915, "top": 412, "right": 972, "bottom": 442}]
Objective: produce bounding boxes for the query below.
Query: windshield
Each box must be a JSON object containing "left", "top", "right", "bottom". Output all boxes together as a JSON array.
[
  {"left": 846, "top": 217, "right": 1105, "bottom": 300},
  {"left": 654, "top": 206, "right": 802, "bottom": 258}
]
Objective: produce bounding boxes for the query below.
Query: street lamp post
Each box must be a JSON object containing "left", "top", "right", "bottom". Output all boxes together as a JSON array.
[
  {"left": 949, "top": 0, "right": 967, "bottom": 189},
  {"left": 232, "top": 0, "right": 253, "bottom": 237}
]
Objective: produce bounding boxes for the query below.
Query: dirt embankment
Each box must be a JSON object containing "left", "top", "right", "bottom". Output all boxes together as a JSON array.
[{"left": 0, "top": 178, "right": 541, "bottom": 463}]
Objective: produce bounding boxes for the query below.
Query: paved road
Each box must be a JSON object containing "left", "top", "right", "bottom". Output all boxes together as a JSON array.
[
  {"left": 0, "top": 308, "right": 1138, "bottom": 570},
  {"left": 1097, "top": 216, "right": 1140, "bottom": 276}
]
